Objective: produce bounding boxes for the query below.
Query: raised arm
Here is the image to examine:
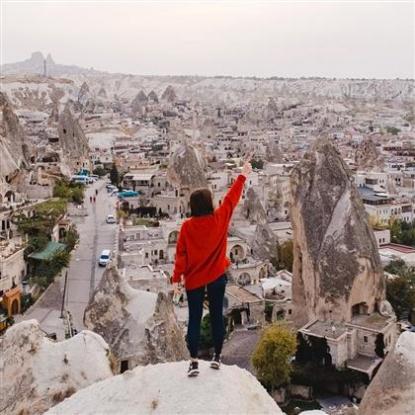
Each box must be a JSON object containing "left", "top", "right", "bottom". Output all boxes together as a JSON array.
[
  {"left": 172, "top": 223, "right": 187, "bottom": 284},
  {"left": 216, "top": 162, "right": 252, "bottom": 221}
]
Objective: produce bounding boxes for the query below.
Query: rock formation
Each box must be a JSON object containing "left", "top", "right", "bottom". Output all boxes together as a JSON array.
[
  {"left": 45, "top": 361, "right": 282, "bottom": 415},
  {"left": 148, "top": 90, "right": 159, "bottom": 103},
  {"left": 84, "top": 265, "right": 188, "bottom": 371},
  {"left": 76, "top": 81, "right": 95, "bottom": 113},
  {"left": 0, "top": 91, "right": 30, "bottom": 174},
  {"left": 167, "top": 142, "right": 208, "bottom": 191},
  {"left": 359, "top": 331, "right": 415, "bottom": 415},
  {"left": 355, "top": 137, "right": 384, "bottom": 170},
  {"left": 161, "top": 85, "right": 177, "bottom": 103},
  {"left": 0, "top": 320, "right": 113, "bottom": 415},
  {"left": 57, "top": 102, "right": 90, "bottom": 172},
  {"left": 290, "top": 138, "right": 386, "bottom": 326},
  {"left": 242, "top": 187, "right": 278, "bottom": 264}
]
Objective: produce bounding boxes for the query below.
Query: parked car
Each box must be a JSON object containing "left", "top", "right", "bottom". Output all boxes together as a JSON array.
[
  {"left": 98, "top": 249, "right": 111, "bottom": 267},
  {"left": 106, "top": 214, "right": 116, "bottom": 224}
]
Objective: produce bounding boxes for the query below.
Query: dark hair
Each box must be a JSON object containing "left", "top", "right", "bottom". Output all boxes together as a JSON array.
[{"left": 190, "top": 188, "right": 214, "bottom": 217}]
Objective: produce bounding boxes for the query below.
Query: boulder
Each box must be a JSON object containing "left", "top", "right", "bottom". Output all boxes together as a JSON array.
[
  {"left": 46, "top": 361, "right": 283, "bottom": 415},
  {"left": 0, "top": 320, "right": 113, "bottom": 415},
  {"left": 290, "top": 138, "right": 386, "bottom": 326}
]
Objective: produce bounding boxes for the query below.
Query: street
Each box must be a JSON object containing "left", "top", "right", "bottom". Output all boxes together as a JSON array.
[{"left": 16, "top": 179, "right": 117, "bottom": 339}]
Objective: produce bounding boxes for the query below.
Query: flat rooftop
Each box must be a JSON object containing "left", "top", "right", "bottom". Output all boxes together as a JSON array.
[
  {"left": 226, "top": 284, "right": 262, "bottom": 304},
  {"left": 300, "top": 320, "right": 348, "bottom": 340},
  {"left": 349, "top": 313, "right": 391, "bottom": 331}
]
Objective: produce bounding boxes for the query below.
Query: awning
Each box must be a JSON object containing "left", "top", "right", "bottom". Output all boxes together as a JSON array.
[{"left": 29, "top": 241, "right": 66, "bottom": 261}]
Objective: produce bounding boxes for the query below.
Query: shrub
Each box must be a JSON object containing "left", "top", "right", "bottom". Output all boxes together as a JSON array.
[{"left": 252, "top": 324, "right": 297, "bottom": 390}]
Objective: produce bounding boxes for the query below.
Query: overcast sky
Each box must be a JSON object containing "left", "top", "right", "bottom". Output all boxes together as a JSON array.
[{"left": 1, "top": 0, "right": 414, "bottom": 78}]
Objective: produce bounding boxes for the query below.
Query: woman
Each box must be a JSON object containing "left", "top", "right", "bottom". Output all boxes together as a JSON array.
[{"left": 172, "top": 161, "right": 252, "bottom": 377}]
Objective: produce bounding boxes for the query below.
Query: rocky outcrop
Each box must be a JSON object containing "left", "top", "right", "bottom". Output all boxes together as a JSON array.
[
  {"left": 355, "top": 137, "right": 384, "bottom": 170},
  {"left": 167, "top": 143, "right": 208, "bottom": 190},
  {"left": 359, "top": 331, "right": 415, "bottom": 415},
  {"left": 0, "top": 320, "right": 113, "bottom": 415},
  {"left": 161, "top": 85, "right": 177, "bottom": 103},
  {"left": 290, "top": 138, "right": 386, "bottom": 326},
  {"left": 46, "top": 361, "right": 282, "bottom": 415},
  {"left": 84, "top": 265, "right": 188, "bottom": 371},
  {"left": 148, "top": 90, "right": 159, "bottom": 103},
  {"left": 242, "top": 187, "right": 278, "bottom": 263},
  {"left": 266, "top": 139, "right": 283, "bottom": 163},
  {"left": 243, "top": 187, "right": 267, "bottom": 224},
  {"left": 76, "top": 81, "right": 95, "bottom": 113},
  {"left": 58, "top": 102, "right": 90, "bottom": 171},
  {"left": 0, "top": 91, "right": 30, "bottom": 176}
]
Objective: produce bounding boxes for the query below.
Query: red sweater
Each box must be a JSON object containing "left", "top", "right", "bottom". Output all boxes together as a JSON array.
[{"left": 172, "top": 174, "right": 246, "bottom": 290}]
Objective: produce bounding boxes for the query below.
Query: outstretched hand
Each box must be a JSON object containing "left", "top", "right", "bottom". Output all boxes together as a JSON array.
[{"left": 241, "top": 161, "right": 252, "bottom": 178}]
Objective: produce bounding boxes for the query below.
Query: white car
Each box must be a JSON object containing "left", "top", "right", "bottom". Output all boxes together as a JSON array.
[
  {"left": 106, "top": 214, "right": 116, "bottom": 224},
  {"left": 98, "top": 249, "right": 111, "bottom": 267}
]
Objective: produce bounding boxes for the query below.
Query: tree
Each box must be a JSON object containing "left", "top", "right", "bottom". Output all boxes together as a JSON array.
[
  {"left": 278, "top": 240, "right": 294, "bottom": 271},
  {"left": 250, "top": 158, "right": 264, "bottom": 170},
  {"left": 251, "top": 324, "right": 297, "bottom": 390},
  {"left": 110, "top": 163, "right": 120, "bottom": 186},
  {"left": 385, "top": 259, "right": 415, "bottom": 322}
]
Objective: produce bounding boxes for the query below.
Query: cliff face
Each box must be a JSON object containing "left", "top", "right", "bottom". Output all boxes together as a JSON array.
[
  {"left": 0, "top": 320, "right": 113, "bottom": 415},
  {"left": 290, "top": 138, "right": 386, "bottom": 326},
  {"left": 45, "top": 361, "right": 283, "bottom": 415},
  {"left": 84, "top": 265, "right": 188, "bottom": 370},
  {"left": 359, "top": 331, "right": 415, "bottom": 415}
]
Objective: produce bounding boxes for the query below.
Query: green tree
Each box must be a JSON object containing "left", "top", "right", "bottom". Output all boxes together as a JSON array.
[
  {"left": 93, "top": 166, "right": 107, "bottom": 177},
  {"left": 251, "top": 324, "right": 297, "bottom": 390},
  {"left": 110, "top": 163, "right": 120, "bottom": 186},
  {"left": 278, "top": 240, "right": 294, "bottom": 271},
  {"left": 250, "top": 158, "right": 264, "bottom": 170}
]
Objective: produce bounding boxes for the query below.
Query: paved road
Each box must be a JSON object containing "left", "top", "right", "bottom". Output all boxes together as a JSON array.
[{"left": 16, "top": 179, "right": 117, "bottom": 339}]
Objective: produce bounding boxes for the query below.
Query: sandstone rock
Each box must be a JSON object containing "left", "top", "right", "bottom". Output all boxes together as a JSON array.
[
  {"left": 84, "top": 265, "right": 188, "bottom": 371},
  {"left": 161, "top": 85, "right": 177, "bottom": 103},
  {"left": 58, "top": 102, "right": 90, "bottom": 171},
  {"left": 243, "top": 187, "right": 267, "bottom": 224},
  {"left": 148, "top": 90, "right": 159, "bottom": 103},
  {"left": 167, "top": 142, "right": 208, "bottom": 191},
  {"left": 290, "top": 138, "right": 386, "bottom": 326},
  {"left": 0, "top": 91, "right": 30, "bottom": 174},
  {"left": 359, "top": 331, "right": 415, "bottom": 415},
  {"left": 46, "top": 361, "right": 282, "bottom": 415},
  {"left": 355, "top": 137, "right": 384, "bottom": 170},
  {"left": 0, "top": 320, "right": 113, "bottom": 415},
  {"left": 76, "top": 81, "right": 95, "bottom": 113}
]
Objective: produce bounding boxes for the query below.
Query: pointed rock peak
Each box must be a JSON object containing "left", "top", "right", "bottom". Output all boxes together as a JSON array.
[
  {"left": 46, "top": 53, "right": 55, "bottom": 64},
  {"left": 161, "top": 85, "right": 177, "bottom": 102},
  {"left": 148, "top": 90, "right": 159, "bottom": 102}
]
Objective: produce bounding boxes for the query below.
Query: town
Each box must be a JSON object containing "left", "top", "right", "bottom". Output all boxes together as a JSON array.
[{"left": 1, "top": 51, "right": 414, "bottom": 415}]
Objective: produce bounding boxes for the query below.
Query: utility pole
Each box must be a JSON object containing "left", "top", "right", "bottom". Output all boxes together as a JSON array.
[{"left": 60, "top": 270, "right": 68, "bottom": 318}]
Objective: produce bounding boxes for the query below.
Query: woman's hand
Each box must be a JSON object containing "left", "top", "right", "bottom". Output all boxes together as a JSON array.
[
  {"left": 241, "top": 161, "right": 253, "bottom": 178},
  {"left": 172, "top": 282, "right": 182, "bottom": 305}
]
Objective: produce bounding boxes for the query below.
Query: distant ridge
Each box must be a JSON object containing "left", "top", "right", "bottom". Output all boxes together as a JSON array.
[{"left": 1, "top": 51, "right": 104, "bottom": 76}]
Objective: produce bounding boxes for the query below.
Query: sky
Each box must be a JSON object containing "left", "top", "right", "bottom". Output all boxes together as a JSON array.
[{"left": 1, "top": 0, "right": 414, "bottom": 78}]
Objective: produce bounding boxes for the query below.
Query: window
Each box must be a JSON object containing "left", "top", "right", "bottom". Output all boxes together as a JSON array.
[
  {"left": 364, "top": 336, "right": 368, "bottom": 343},
  {"left": 288, "top": 309, "right": 292, "bottom": 315},
  {"left": 120, "top": 360, "right": 129, "bottom": 373},
  {"left": 145, "top": 252, "right": 149, "bottom": 258}
]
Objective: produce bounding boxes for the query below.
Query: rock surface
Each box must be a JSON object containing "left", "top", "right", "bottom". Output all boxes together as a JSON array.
[
  {"left": 290, "top": 138, "right": 386, "bottom": 325},
  {"left": 167, "top": 143, "right": 208, "bottom": 191},
  {"left": 161, "top": 85, "right": 177, "bottom": 102},
  {"left": 58, "top": 102, "right": 90, "bottom": 171},
  {"left": 0, "top": 320, "right": 113, "bottom": 415},
  {"left": 45, "top": 361, "right": 283, "bottom": 415},
  {"left": 359, "top": 331, "right": 415, "bottom": 415},
  {"left": 84, "top": 265, "right": 188, "bottom": 370},
  {"left": 355, "top": 137, "right": 384, "bottom": 170}
]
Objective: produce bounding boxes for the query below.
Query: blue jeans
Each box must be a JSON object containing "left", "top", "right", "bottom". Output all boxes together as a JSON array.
[{"left": 186, "top": 274, "right": 227, "bottom": 358}]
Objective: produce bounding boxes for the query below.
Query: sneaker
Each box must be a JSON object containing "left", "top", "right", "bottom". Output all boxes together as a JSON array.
[
  {"left": 210, "top": 354, "right": 221, "bottom": 370},
  {"left": 187, "top": 360, "right": 199, "bottom": 377}
]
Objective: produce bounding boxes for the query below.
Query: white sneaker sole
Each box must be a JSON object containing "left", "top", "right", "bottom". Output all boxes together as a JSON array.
[
  {"left": 210, "top": 361, "right": 220, "bottom": 370},
  {"left": 188, "top": 369, "right": 199, "bottom": 377}
]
